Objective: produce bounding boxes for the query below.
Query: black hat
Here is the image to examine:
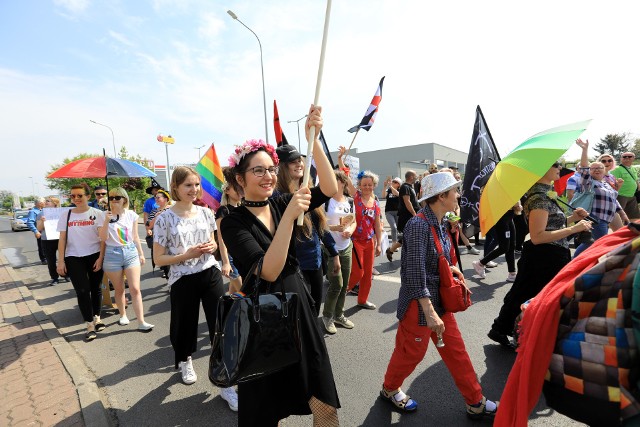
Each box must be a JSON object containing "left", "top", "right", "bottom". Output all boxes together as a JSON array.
[
  {"left": 276, "top": 144, "right": 303, "bottom": 164},
  {"left": 145, "top": 179, "right": 162, "bottom": 195}
]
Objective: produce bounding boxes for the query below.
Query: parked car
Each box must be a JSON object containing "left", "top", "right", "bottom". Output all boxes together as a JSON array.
[{"left": 11, "top": 210, "right": 30, "bottom": 232}]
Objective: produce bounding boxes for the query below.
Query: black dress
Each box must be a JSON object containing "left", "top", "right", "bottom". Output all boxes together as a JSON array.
[{"left": 220, "top": 187, "right": 340, "bottom": 426}]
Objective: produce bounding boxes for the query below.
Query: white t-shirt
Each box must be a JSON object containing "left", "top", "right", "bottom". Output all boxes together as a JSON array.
[
  {"left": 96, "top": 210, "right": 139, "bottom": 247},
  {"left": 325, "top": 197, "right": 354, "bottom": 251},
  {"left": 153, "top": 206, "right": 220, "bottom": 285},
  {"left": 56, "top": 207, "right": 104, "bottom": 257}
]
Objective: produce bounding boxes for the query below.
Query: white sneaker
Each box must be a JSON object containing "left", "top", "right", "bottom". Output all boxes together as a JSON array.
[
  {"left": 506, "top": 272, "right": 517, "bottom": 282},
  {"left": 467, "top": 247, "right": 481, "bottom": 255},
  {"left": 485, "top": 261, "right": 498, "bottom": 268},
  {"left": 334, "top": 315, "right": 355, "bottom": 329},
  {"left": 459, "top": 248, "right": 469, "bottom": 255},
  {"left": 472, "top": 260, "right": 486, "bottom": 279},
  {"left": 372, "top": 268, "right": 381, "bottom": 276},
  {"left": 138, "top": 322, "right": 154, "bottom": 331},
  {"left": 118, "top": 315, "right": 130, "bottom": 326},
  {"left": 220, "top": 387, "right": 238, "bottom": 411},
  {"left": 179, "top": 356, "right": 197, "bottom": 385},
  {"left": 322, "top": 316, "right": 337, "bottom": 334}
]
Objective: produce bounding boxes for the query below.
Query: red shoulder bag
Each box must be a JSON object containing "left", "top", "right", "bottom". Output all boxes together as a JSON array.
[{"left": 417, "top": 213, "right": 472, "bottom": 313}]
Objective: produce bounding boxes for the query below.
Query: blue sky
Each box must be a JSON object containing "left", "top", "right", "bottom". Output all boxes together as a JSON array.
[{"left": 2, "top": 0, "right": 640, "bottom": 196}]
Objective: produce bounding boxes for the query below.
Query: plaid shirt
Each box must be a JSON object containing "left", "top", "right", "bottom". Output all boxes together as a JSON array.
[
  {"left": 577, "top": 169, "right": 622, "bottom": 223},
  {"left": 398, "top": 205, "right": 452, "bottom": 325}
]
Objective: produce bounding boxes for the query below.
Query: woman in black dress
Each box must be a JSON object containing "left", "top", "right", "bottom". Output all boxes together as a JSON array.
[{"left": 221, "top": 105, "right": 340, "bottom": 426}]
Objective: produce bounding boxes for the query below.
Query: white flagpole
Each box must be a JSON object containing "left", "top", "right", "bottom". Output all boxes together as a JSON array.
[{"left": 298, "top": 0, "right": 332, "bottom": 226}]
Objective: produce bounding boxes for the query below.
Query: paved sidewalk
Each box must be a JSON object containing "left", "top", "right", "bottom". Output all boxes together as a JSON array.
[{"left": 0, "top": 254, "right": 110, "bottom": 427}]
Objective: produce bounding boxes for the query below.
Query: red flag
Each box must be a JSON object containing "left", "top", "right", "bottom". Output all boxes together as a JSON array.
[
  {"left": 348, "top": 76, "right": 385, "bottom": 133},
  {"left": 274, "top": 100, "right": 283, "bottom": 146}
]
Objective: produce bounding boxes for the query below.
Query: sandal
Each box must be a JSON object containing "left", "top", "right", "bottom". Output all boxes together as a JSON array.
[
  {"left": 85, "top": 330, "right": 97, "bottom": 341},
  {"left": 466, "top": 396, "right": 498, "bottom": 419},
  {"left": 94, "top": 321, "right": 106, "bottom": 332},
  {"left": 380, "top": 386, "right": 417, "bottom": 412}
]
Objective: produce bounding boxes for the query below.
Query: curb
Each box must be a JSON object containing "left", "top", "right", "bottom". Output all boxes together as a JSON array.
[{"left": 2, "top": 253, "right": 113, "bottom": 427}]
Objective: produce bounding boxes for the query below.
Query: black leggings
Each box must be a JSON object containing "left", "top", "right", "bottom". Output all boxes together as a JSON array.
[
  {"left": 42, "top": 239, "right": 60, "bottom": 280},
  {"left": 480, "top": 218, "right": 516, "bottom": 272},
  {"left": 302, "top": 268, "right": 324, "bottom": 317},
  {"left": 170, "top": 266, "right": 225, "bottom": 368},
  {"left": 65, "top": 253, "right": 104, "bottom": 322}
]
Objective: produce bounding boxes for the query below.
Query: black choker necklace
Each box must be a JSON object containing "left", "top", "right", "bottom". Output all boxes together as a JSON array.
[{"left": 242, "top": 198, "right": 269, "bottom": 208}]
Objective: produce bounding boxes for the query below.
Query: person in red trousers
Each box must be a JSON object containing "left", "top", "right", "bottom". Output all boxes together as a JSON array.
[{"left": 380, "top": 172, "right": 499, "bottom": 419}]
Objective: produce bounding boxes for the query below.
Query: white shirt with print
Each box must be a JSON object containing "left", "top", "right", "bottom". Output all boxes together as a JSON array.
[
  {"left": 153, "top": 206, "right": 220, "bottom": 285},
  {"left": 56, "top": 208, "right": 104, "bottom": 257},
  {"left": 96, "top": 210, "right": 139, "bottom": 247},
  {"left": 326, "top": 197, "right": 353, "bottom": 251}
]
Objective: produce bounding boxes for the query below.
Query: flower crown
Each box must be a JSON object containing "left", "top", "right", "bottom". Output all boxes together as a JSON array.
[{"left": 228, "top": 139, "right": 279, "bottom": 168}]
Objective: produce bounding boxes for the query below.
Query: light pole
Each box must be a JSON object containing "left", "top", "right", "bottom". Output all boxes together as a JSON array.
[
  {"left": 28, "top": 176, "right": 35, "bottom": 196},
  {"left": 194, "top": 145, "right": 205, "bottom": 162},
  {"left": 227, "top": 10, "right": 269, "bottom": 144},
  {"left": 90, "top": 120, "right": 117, "bottom": 157},
  {"left": 288, "top": 114, "right": 308, "bottom": 152}
]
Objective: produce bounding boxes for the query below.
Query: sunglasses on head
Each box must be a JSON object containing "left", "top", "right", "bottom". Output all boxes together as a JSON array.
[
  {"left": 109, "top": 196, "right": 124, "bottom": 201},
  {"left": 551, "top": 162, "right": 562, "bottom": 169}
]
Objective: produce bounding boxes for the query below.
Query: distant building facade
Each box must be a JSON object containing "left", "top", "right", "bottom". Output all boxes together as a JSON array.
[{"left": 330, "top": 142, "right": 468, "bottom": 190}]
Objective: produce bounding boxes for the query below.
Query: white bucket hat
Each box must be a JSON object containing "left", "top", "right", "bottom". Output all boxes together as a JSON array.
[{"left": 418, "top": 172, "right": 462, "bottom": 203}]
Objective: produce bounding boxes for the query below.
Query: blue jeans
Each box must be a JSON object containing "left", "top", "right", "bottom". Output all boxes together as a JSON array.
[{"left": 574, "top": 219, "right": 609, "bottom": 258}]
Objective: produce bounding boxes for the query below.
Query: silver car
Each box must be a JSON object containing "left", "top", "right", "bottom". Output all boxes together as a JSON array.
[{"left": 11, "top": 210, "right": 30, "bottom": 232}]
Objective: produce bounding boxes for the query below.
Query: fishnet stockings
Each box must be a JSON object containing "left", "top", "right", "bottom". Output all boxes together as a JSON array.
[{"left": 308, "top": 396, "right": 339, "bottom": 427}]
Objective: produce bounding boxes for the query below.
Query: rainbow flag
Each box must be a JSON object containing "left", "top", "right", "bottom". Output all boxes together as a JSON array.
[{"left": 196, "top": 143, "right": 224, "bottom": 212}]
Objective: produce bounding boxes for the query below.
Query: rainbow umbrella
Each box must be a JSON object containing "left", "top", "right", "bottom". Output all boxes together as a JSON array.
[{"left": 479, "top": 120, "right": 590, "bottom": 235}]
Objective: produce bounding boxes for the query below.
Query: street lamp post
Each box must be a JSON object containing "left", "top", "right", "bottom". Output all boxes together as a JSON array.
[
  {"left": 28, "top": 176, "right": 35, "bottom": 196},
  {"left": 90, "top": 120, "right": 117, "bottom": 157},
  {"left": 288, "top": 114, "right": 308, "bottom": 152},
  {"left": 194, "top": 145, "right": 205, "bottom": 162},
  {"left": 227, "top": 10, "right": 269, "bottom": 144}
]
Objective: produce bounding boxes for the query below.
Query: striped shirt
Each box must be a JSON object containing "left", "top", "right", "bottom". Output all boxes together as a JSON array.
[{"left": 398, "top": 205, "right": 452, "bottom": 325}]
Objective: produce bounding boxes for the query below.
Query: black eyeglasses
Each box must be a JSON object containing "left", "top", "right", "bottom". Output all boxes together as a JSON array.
[
  {"left": 622, "top": 155, "right": 635, "bottom": 159},
  {"left": 109, "top": 196, "right": 124, "bottom": 201},
  {"left": 248, "top": 166, "right": 279, "bottom": 177},
  {"left": 551, "top": 162, "right": 562, "bottom": 169},
  {"left": 69, "top": 194, "right": 86, "bottom": 199},
  {"left": 601, "top": 159, "right": 613, "bottom": 163},
  {"left": 95, "top": 192, "right": 107, "bottom": 196}
]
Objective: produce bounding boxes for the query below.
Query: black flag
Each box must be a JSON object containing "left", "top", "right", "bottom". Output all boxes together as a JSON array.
[
  {"left": 310, "top": 130, "right": 335, "bottom": 183},
  {"left": 460, "top": 106, "right": 501, "bottom": 229}
]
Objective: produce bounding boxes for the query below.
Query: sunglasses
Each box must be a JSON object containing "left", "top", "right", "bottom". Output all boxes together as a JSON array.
[
  {"left": 600, "top": 159, "right": 613, "bottom": 163},
  {"left": 109, "top": 196, "right": 124, "bottom": 201},
  {"left": 551, "top": 162, "right": 562, "bottom": 169},
  {"left": 95, "top": 192, "right": 107, "bottom": 196},
  {"left": 69, "top": 194, "right": 86, "bottom": 199},
  {"left": 622, "top": 155, "right": 635, "bottom": 159}
]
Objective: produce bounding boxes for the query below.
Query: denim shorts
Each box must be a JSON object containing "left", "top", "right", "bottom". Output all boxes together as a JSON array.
[
  {"left": 103, "top": 244, "right": 140, "bottom": 272},
  {"left": 228, "top": 255, "right": 240, "bottom": 280}
]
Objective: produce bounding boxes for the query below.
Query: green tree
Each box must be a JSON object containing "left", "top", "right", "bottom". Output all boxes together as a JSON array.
[
  {"left": 593, "top": 133, "right": 631, "bottom": 158},
  {"left": 631, "top": 138, "right": 640, "bottom": 160},
  {"left": 45, "top": 148, "right": 152, "bottom": 212}
]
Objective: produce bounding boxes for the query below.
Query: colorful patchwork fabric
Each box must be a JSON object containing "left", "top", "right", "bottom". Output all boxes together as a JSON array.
[{"left": 546, "top": 237, "right": 640, "bottom": 422}]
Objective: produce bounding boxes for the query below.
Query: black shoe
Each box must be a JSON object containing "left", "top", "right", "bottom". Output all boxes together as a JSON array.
[
  {"left": 348, "top": 285, "right": 360, "bottom": 296},
  {"left": 49, "top": 279, "right": 59, "bottom": 286},
  {"left": 488, "top": 329, "right": 514, "bottom": 348},
  {"left": 41, "top": 259, "right": 47, "bottom": 265},
  {"left": 62, "top": 276, "right": 71, "bottom": 283}
]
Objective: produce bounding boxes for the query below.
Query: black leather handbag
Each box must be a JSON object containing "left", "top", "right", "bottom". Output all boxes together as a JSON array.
[{"left": 209, "top": 258, "right": 301, "bottom": 387}]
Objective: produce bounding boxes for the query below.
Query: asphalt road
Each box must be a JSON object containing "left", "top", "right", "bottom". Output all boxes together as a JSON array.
[{"left": 0, "top": 217, "right": 584, "bottom": 426}]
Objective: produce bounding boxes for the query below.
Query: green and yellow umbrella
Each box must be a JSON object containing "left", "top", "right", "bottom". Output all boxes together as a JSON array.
[{"left": 479, "top": 120, "right": 590, "bottom": 235}]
